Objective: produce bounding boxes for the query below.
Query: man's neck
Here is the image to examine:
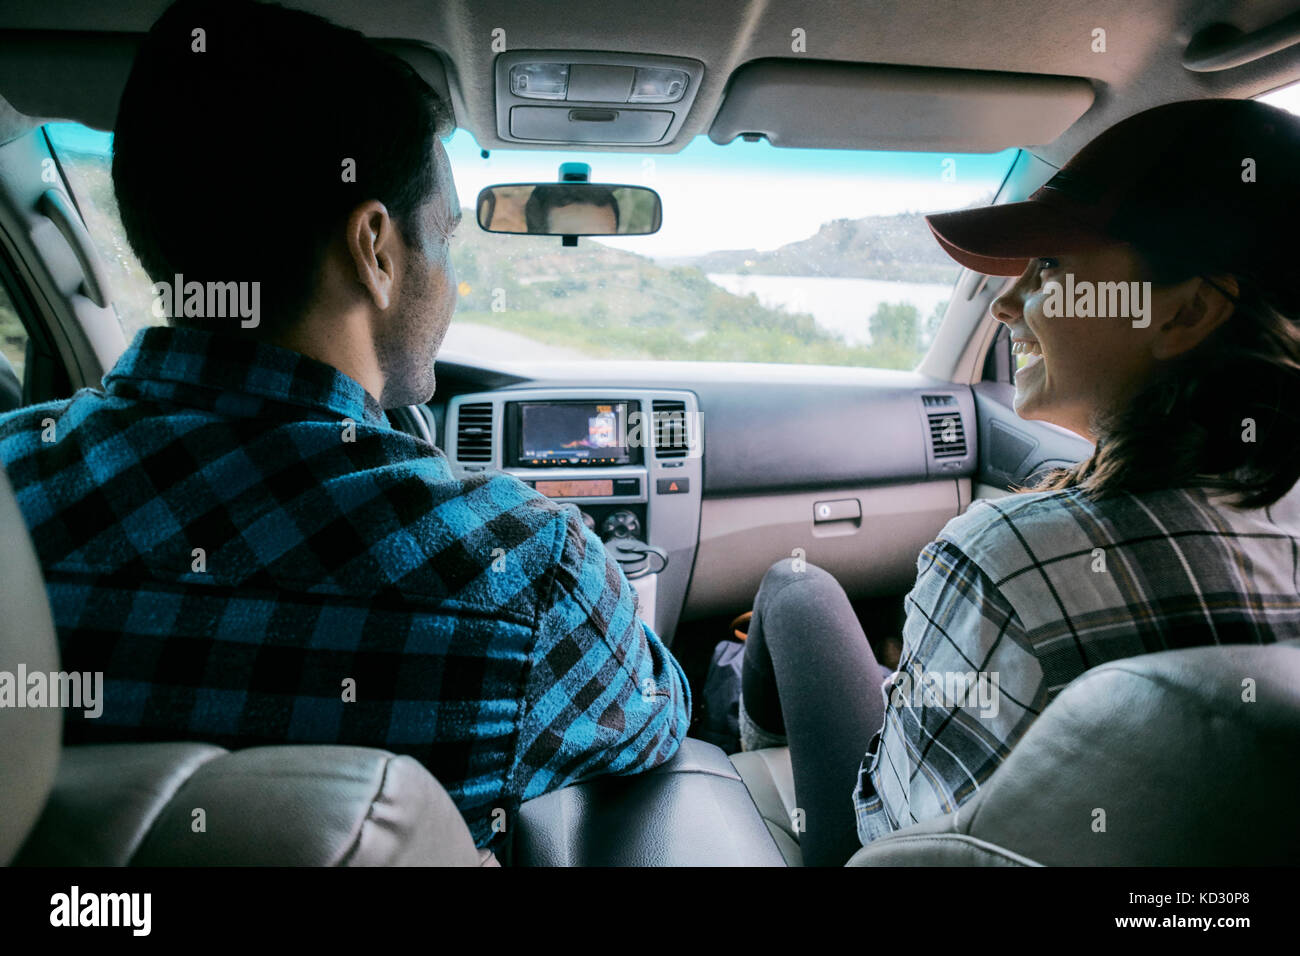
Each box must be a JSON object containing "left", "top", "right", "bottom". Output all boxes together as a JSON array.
[{"left": 267, "top": 309, "right": 385, "bottom": 404}]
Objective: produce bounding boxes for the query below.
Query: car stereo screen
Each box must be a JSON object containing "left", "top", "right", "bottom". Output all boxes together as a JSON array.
[
  {"left": 518, "top": 402, "right": 633, "bottom": 465},
  {"left": 534, "top": 479, "right": 615, "bottom": 498}
]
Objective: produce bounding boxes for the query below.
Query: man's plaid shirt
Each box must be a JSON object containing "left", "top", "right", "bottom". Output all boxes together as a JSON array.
[
  {"left": 855, "top": 482, "right": 1300, "bottom": 845},
  {"left": 0, "top": 326, "right": 690, "bottom": 847}
]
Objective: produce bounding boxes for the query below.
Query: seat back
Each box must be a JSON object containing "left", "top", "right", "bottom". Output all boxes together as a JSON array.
[
  {"left": 850, "top": 638, "right": 1300, "bottom": 865},
  {"left": 0, "top": 463, "right": 486, "bottom": 866},
  {"left": 0, "top": 465, "right": 62, "bottom": 863}
]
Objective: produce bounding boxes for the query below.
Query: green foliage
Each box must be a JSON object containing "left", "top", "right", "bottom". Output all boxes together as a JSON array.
[
  {"left": 449, "top": 222, "right": 936, "bottom": 369},
  {"left": 870, "top": 301, "right": 921, "bottom": 352}
]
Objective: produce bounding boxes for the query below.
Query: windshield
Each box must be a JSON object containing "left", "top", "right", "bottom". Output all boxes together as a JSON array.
[
  {"left": 445, "top": 131, "right": 1016, "bottom": 368},
  {"left": 46, "top": 121, "right": 1017, "bottom": 370}
]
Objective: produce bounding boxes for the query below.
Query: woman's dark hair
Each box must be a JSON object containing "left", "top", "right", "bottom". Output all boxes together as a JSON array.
[
  {"left": 112, "top": 0, "right": 453, "bottom": 333},
  {"left": 1027, "top": 254, "right": 1300, "bottom": 509}
]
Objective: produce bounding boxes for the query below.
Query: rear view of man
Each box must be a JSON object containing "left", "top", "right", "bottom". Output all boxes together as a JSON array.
[{"left": 0, "top": 0, "right": 689, "bottom": 848}]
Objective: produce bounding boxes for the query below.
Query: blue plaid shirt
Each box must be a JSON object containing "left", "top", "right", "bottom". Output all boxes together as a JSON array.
[{"left": 0, "top": 326, "right": 690, "bottom": 847}]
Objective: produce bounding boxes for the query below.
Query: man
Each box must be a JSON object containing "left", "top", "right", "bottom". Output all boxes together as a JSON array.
[
  {"left": 524, "top": 185, "right": 621, "bottom": 234},
  {"left": 0, "top": 0, "right": 689, "bottom": 850}
]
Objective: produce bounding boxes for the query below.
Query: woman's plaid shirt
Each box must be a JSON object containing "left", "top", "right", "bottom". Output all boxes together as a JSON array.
[
  {"left": 855, "top": 481, "right": 1300, "bottom": 845},
  {"left": 0, "top": 327, "right": 691, "bottom": 848}
]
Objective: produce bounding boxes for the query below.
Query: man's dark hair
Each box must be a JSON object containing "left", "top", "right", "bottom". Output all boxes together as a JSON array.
[
  {"left": 524, "top": 185, "right": 619, "bottom": 234},
  {"left": 112, "top": 0, "right": 453, "bottom": 332}
]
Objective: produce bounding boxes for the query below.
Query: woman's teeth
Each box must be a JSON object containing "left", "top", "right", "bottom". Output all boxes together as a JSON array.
[{"left": 1013, "top": 338, "right": 1044, "bottom": 372}]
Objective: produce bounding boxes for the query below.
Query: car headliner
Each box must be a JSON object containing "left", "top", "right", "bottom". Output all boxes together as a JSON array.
[{"left": 1, "top": 0, "right": 1299, "bottom": 165}]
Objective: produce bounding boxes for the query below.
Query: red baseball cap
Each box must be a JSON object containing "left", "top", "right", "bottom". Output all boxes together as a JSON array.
[{"left": 925, "top": 98, "right": 1300, "bottom": 308}]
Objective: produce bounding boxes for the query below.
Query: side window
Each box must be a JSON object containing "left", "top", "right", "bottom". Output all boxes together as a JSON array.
[
  {"left": 982, "top": 322, "right": 1012, "bottom": 383},
  {"left": 0, "top": 281, "right": 27, "bottom": 411},
  {"left": 45, "top": 124, "right": 161, "bottom": 338}
]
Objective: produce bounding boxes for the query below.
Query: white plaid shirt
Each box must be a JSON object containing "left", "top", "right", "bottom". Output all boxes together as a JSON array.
[{"left": 854, "top": 481, "right": 1300, "bottom": 845}]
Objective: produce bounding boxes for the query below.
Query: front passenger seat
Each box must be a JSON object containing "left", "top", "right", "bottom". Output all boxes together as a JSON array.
[
  {"left": 0, "top": 466, "right": 488, "bottom": 867},
  {"left": 734, "top": 638, "right": 1300, "bottom": 866}
]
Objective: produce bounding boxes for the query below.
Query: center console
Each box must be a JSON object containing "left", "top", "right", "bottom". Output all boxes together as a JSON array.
[{"left": 445, "top": 388, "right": 703, "bottom": 643}]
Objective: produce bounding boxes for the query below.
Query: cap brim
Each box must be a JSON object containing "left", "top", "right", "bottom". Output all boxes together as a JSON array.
[{"left": 925, "top": 200, "right": 1109, "bottom": 277}]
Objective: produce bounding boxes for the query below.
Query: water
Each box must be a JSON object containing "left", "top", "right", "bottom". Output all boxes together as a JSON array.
[{"left": 707, "top": 273, "right": 955, "bottom": 345}]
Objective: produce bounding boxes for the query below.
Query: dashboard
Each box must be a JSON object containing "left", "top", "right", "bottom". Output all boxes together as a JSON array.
[{"left": 430, "top": 358, "right": 1042, "bottom": 645}]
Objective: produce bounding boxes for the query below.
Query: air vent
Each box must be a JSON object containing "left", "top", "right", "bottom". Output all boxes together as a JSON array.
[
  {"left": 455, "top": 403, "right": 494, "bottom": 462},
  {"left": 921, "top": 393, "right": 958, "bottom": 409},
  {"left": 928, "top": 411, "right": 967, "bottom": 458},
  {"left": 652, "top": 400, "right": 690, "bottom": 458}
]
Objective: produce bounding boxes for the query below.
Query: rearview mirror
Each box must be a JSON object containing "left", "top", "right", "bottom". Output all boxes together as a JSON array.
[{"left": 476, "top": 183, "right": 662, "bottom": 236}]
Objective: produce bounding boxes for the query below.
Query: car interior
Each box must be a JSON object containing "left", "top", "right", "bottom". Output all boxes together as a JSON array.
[{"left": 2, "top": 0, "right": 1300, "bottom": 869}]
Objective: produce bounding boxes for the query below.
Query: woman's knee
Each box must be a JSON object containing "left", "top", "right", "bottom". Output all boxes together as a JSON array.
[
  {"left": 757, "top": 557, "right": 843, "bottom": 612},
  {"left": 761, "top": 555, "right": 836, "bottom": 588}
]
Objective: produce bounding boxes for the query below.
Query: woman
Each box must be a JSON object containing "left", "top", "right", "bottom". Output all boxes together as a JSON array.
[{"left": 739, "top": 98, "right": 1300, "bottom": 867}]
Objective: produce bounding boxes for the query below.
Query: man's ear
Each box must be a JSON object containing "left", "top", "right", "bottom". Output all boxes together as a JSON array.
[
  {"left": 1150, "top": 274, "right": 1238, "bottom": 360},
  {"left": 345, "top": 201, "right": 398, "bottom": 311}
]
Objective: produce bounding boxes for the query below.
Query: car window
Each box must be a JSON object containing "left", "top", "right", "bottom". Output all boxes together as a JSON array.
[
  {"left": 44, "top": 121, "right": 1019, "bottom": 370},
  {"left": 45, "top": 123, "right": 162, "bottom": 340},
  {"left": 0, "top": 279, "right": 27, "bottom": 386},
  {"left": 1258, "top": 78, "right": 1300, "bottom": 115},
  {"left": 446, "top": 131, "right": 1018, "bottom": 368}
]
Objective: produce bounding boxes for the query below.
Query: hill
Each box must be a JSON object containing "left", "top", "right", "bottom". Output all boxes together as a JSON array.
[{"left": 656, "top": 210, "right": 970, "bottom": 283}]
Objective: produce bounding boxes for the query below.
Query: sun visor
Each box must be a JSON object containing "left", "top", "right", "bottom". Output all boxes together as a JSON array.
[
  {"left": 0, "top": 32, "right": 455, "bottom": 132},
  {"left": 709, "top": 59, "right": 1095, "bottom": 153}
]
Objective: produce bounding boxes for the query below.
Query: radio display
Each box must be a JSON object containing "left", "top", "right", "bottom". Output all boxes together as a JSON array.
[
  {"left": 534, "top": 479, "right": 615, "bottom": 498},
  {"left": 511, "top": 401, "right": 637, "bottom": 467}
]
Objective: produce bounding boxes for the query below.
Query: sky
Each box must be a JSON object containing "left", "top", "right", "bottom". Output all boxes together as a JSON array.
[{"left": 1258, "top": 77, "right": 1300, "bottom": 114}]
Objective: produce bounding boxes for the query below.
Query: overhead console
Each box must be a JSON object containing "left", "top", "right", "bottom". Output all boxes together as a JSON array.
[
  {"left": 446, "top": 388, "right": 703, "bottom": 643},
  {"left": 494, "top": 50, "right": 705, "bottom": 146}
]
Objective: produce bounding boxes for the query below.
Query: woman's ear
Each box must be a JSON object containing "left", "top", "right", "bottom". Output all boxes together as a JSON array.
[
  {"left": 344, "top": 201, "right": 397, "bottom": 311},
  {"left": 1150, "top": 274, "right": 1238, "bottom": 360}
]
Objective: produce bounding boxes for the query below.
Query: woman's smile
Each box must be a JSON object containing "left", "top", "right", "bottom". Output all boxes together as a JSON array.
[{"left": 1011, "top": 335, "right": 1045, "bottom": 378}]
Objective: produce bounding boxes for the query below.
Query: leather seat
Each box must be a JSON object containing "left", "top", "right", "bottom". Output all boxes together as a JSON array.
[
  {"left": 728, "top": 746, "right": 802, "bottom": 865},
  {"left": 0, "top": 465, "right": 489, "bottom": 867},
  {"left": 2, "top": 458, "right": 786, "bottom": 867},
  {"left": 733, "top": 637, "right": 1300, "bottom": 866},
  {"left": 515, "top": 737, "right": 786, "bottom": 866}
]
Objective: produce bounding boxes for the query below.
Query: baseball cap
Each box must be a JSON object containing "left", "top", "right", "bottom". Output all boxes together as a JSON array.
[{"left": 925, "top": 98, "right": 1300, "bottom": 307}]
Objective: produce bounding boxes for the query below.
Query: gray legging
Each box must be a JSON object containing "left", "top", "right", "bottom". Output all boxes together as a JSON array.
[{"left": 740, "top": 558, "right": 887, "bottom": 867}]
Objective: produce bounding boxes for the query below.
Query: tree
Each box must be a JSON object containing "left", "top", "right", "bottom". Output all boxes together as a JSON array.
[{"left": 869, "top": 301, "right": 921, "bottom": 352}]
